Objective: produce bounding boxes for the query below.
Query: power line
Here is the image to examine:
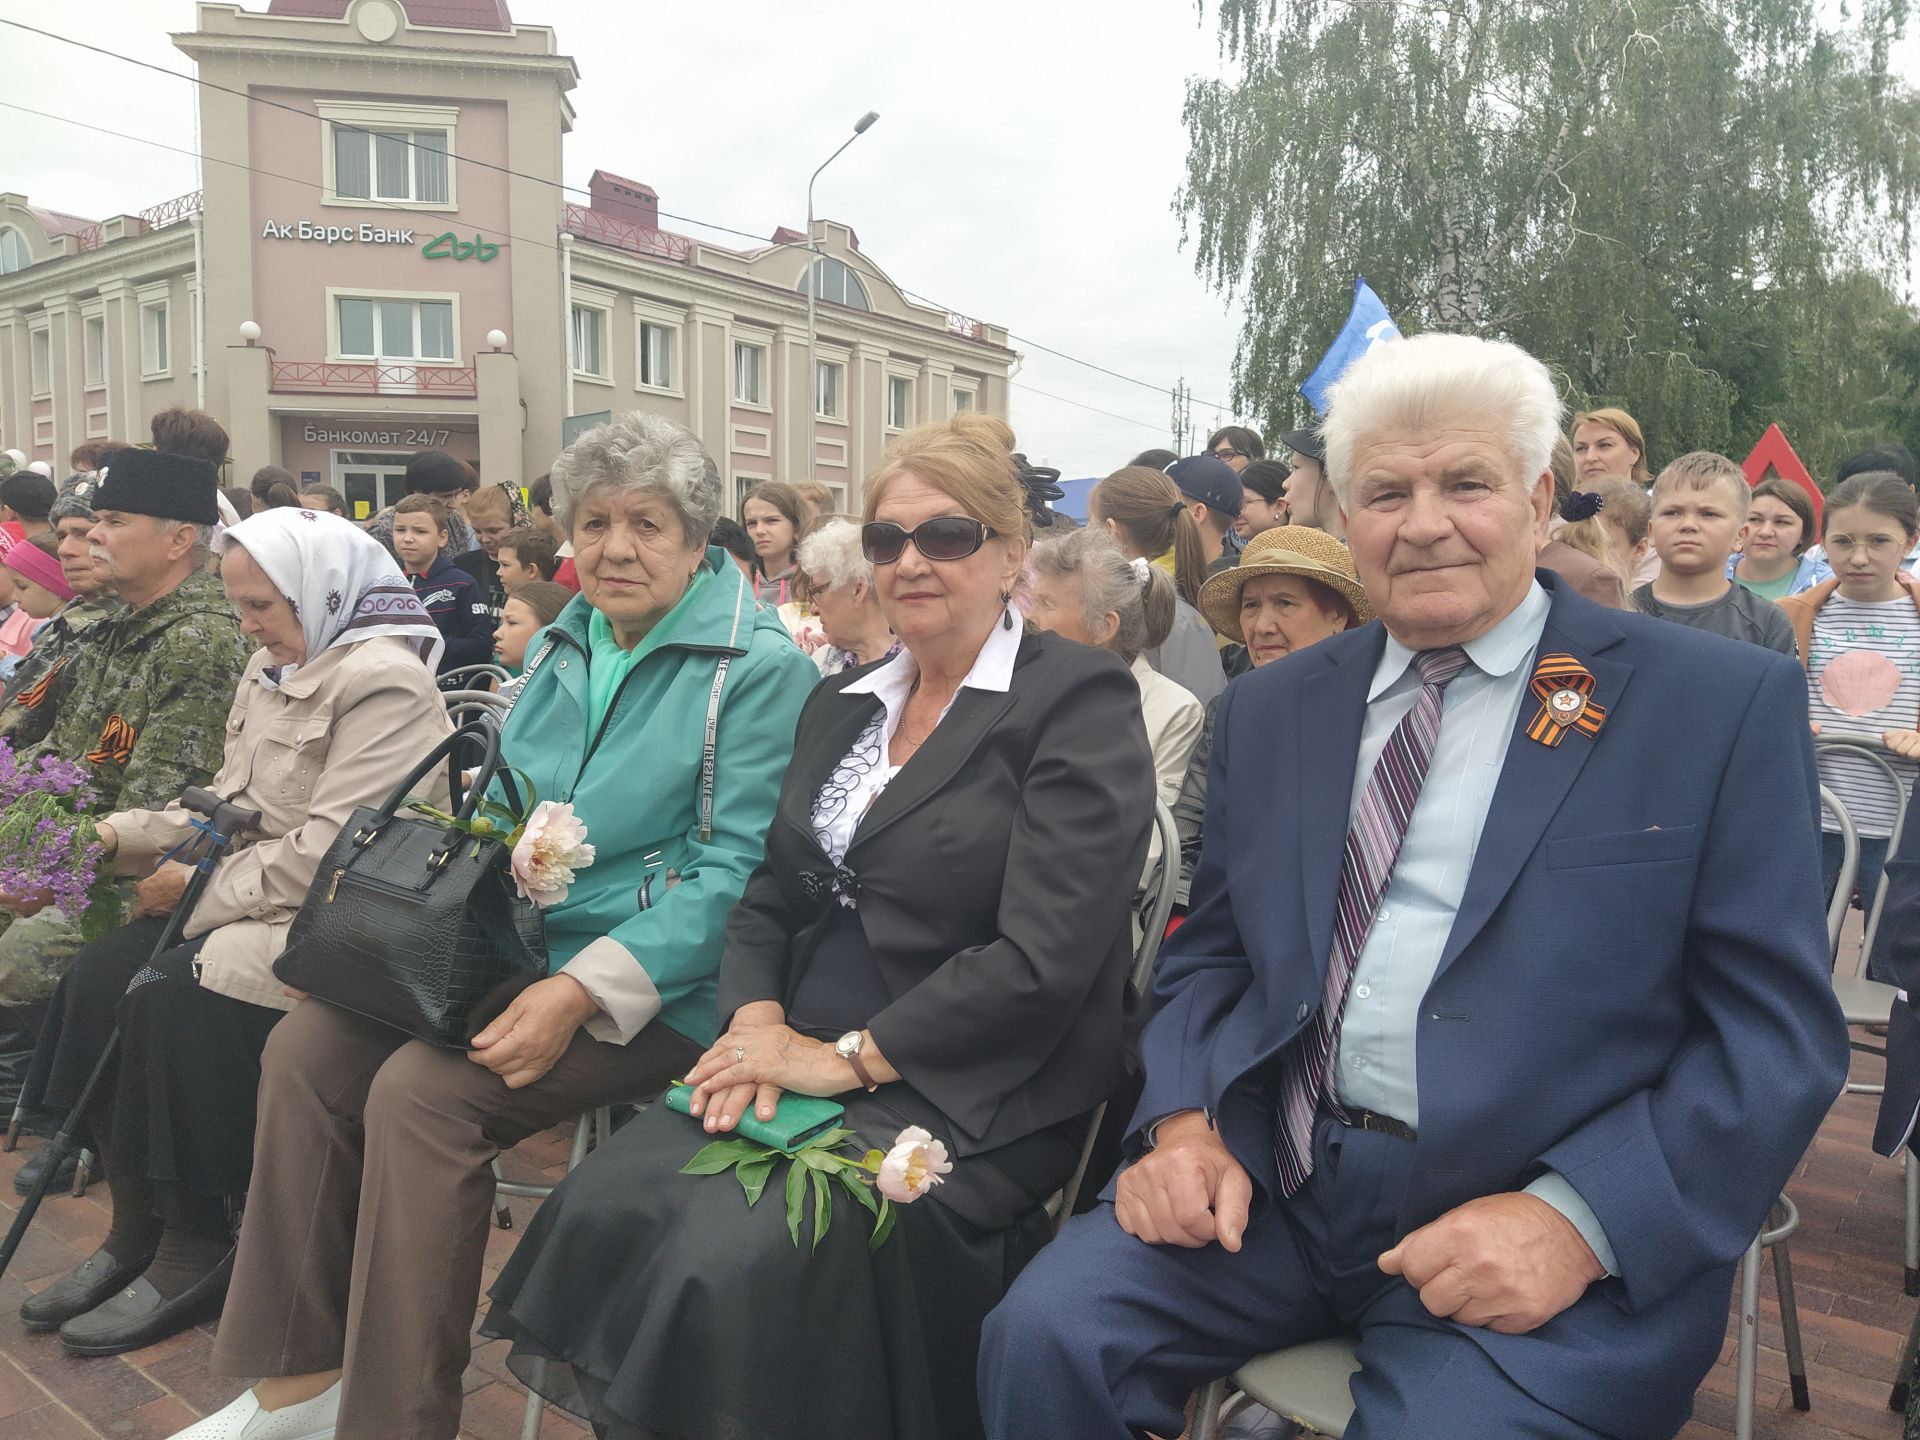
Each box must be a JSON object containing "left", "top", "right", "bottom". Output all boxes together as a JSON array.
[
  {"left": 1008, "top": 381, "right": 1165, "bottom": 434},
  {"left": 0, "top": 15, "right": 1240, "bottom": 417}
]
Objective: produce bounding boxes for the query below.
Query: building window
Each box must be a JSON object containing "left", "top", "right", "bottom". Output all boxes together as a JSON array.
[
  {"left": 330, "top": 124, "right": 451, "bottom": 205},
  {"left": 140, "top": 299, "right": 170, "bottom": 377},
  {"left": 571, "top": 304, "right": 608, "bottom": 379},
  {"left": 798, "top": 257, "right": 871, "bottom": 311},
  {"left": 337, "top": 295, "right": 456, "bottom": 362},
  {"left": 733, "top": 341, "right": 767, "bottom": 406},
  {"left": 886, "top": 375, "right": 913, "bottom": 430},
  {"left": 83, "top": 314, "right": 105, "bottom": 387},
  {"left": 953, "top": 387, "right": 976, "bottom": 413},
  {"left": 815, "top": 359, "right": 845, "bottom": 420},
  {"left": 0, "top": 228, "right": 28, "bottom": 276},
  {"left": 28, "top": 327, "right": 51, "bottom": 397},
  {"left": 638, "top": 321, "right": 677, "bottom": 391}
]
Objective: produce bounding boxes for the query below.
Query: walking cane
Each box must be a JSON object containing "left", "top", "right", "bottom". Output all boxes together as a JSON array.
[{"left": 0, "top": 786, "right": 262, "bottom": 1284}]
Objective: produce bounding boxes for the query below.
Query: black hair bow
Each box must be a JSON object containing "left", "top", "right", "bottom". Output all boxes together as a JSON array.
[
  {"left": 1013, "top": 455, "right": 1067, "bottom": 527},
  {"left": 1560, "top": 491, "right": 1605, "bottom": 523}
]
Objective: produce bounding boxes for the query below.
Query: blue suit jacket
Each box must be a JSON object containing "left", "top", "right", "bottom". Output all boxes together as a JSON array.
[{"left": 1133, "top": 572, "right": 1849, "bottom": 1439}]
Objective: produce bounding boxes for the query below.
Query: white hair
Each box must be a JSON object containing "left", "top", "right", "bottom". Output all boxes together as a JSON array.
[
  {"left": 549, "top": 411, "right": 722, "bottom": 544},
  {"left": 1321, "top": 333, "right": 1563, "bottom": 504},
  {"left": 797, "top": 518, "right": 871, "bottom": 590}
]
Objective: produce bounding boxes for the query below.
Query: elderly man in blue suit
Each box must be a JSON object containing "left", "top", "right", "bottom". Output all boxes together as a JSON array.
[{"left": 980, "top": 334, "right": 1849, "bottom": 1439}]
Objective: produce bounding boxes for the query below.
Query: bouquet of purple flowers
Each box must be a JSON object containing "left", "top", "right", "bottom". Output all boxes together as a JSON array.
[{"left": 0, "top": 744, "right": 121, "bottom": 939}]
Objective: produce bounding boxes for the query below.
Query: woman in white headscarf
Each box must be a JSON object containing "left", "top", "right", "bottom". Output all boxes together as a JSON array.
[{"left": 13, "top": 508, "right": 453, "bottom": 1358}]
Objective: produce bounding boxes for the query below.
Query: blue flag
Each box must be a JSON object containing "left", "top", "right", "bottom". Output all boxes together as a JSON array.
[{"left": 1300, "top": 277, "right": 1402, "bottom": 416}]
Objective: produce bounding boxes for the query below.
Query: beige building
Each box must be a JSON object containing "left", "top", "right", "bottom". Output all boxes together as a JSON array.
[{"left": 0, "top": 0, "right": 1013, "bottom": 517}]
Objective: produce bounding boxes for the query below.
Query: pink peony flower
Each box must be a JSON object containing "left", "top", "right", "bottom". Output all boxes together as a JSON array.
[
  {"left": 875, "top": 1125, "right": 952, "bottom": 1204},
  {"left": 510, "top": 801, "right": 596, "bottom": 907}
]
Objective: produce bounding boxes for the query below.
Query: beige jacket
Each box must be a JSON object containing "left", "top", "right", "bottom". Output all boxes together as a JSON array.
[{"left": 109, "top": 637, "right": 452, "bottom": 1012}]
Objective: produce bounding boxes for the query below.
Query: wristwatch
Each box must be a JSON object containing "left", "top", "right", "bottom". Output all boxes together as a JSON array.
[{"left": 835, "top": 1030, "right": 879, "bottom": 1092}]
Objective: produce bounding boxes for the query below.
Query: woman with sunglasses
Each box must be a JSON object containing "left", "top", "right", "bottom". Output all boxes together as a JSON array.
[{"left": 485, "top": 411, "right": 1155, "bottom": 1440}]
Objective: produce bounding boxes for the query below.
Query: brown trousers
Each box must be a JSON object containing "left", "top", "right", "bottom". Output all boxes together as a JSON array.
[{"left": 211, "top": 998, "right": 701, "bottom": 1440}]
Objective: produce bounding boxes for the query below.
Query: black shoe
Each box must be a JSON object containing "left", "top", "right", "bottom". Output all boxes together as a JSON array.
[
  {"left": 11, "top": 1142, "right": 96, "bottom": 1198},
  {"left": 19, "top": 1246, "right": 153, "bottom": 1332},
  {"left": 56, "top": 1248, "right": 233, "bottom": 1356}
]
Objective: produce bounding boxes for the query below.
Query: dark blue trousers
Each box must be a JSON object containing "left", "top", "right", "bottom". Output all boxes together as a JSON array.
[{"left": 979, "top": 1119, "right": 1608, "bottom": 1440}]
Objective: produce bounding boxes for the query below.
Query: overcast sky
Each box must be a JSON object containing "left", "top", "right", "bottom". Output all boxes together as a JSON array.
[{"left": 0, "top": 0, "right": 1251, "bottom": 476}]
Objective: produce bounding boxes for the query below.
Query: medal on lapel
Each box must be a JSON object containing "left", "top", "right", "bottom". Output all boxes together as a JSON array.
[{"left": 1525, "top": 654, "right": 1606, "bottom": 747}]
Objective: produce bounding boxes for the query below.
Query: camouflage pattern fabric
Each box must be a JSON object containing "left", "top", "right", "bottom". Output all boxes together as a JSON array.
[
  {"left": 0, "top": 596, "right": 122, "bottom": 751},
  {"left": 25, "top": 568, "right": 254, "bottom": 815},
  {"left": 0, "top": 904, "right": 87, "bottom": 1008}
]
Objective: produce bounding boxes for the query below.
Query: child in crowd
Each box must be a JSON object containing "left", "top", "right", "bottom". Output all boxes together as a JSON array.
[
  {"left": 525, "top": 473, "right": 580, "bottom": 591},
  {"left": 1559, "top": 477, "right": 1650, "bottom": 592},
  {"left": 492, "top": 581, "right": 573, "bottom": 703},
  {"left": 454, "top": 483, "right": 515, "bottom": 621},
  {"left": 391, "top": 494, "right": 495, "bottom": 683},
  {"left": 496, "top": 526, "right": 561, "bottom": 592},
  {"left": 1632, "top": 452, "right": 1797, "bottom": 655},
  {"left": 4, "top": 533, "right": 73, "bottom": 621},
  {"left": 1780, "top": 469, "right": 1920, "bottom": 982}
]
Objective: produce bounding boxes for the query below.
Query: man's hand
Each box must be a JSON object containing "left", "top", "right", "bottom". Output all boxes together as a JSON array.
[
  {"left": 467, "top": 974, "right": 600, "bottom": 1089},
  {"left": 1378, "top": 1192, "right": 1605, "bottom": 1334},
  {"left": 1114, "top": 1110, "right": 1253, "bottom": 1252}
]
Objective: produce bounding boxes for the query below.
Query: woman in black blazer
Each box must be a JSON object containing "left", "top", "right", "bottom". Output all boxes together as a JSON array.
[{"left": 484, "top": 414, "right": 1154, "bottom": 1440}]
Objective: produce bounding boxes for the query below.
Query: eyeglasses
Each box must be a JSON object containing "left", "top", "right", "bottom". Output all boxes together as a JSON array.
[
  {"left": 861, "top": 516, "right": 997, "bottom": 564},
  {"left": 1213, "top": 447, "right": 1247, "bottom": 460},
  {"left": 1825, "top": 535, "right": 1907, "bottom": 558}
]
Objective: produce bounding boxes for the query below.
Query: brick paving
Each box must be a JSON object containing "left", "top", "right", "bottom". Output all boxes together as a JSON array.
[{"left": 0, "top": 1043, "right": 1908, "bottom": 1439}]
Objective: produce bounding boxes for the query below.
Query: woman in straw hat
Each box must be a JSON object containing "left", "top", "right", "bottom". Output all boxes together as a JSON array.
[{"left": 1173, "top": 527, "right": 1373, "bottom": 907}]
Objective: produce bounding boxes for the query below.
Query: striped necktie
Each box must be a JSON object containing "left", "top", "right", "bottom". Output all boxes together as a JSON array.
[{"left": 1273, "top": 644, "right": 1472, "bottom": 1197}]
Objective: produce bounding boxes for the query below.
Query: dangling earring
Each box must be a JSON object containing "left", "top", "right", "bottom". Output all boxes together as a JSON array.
[{"left": 1000, "top": 590, "right": 1014, "bottom": 631}]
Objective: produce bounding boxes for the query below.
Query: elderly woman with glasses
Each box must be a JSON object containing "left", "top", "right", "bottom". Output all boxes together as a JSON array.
[
  {"left": 484, "top": 412, "right": 1155, "bottom": 1440},
  {"left": 171, "top": 414, "right": 816, "bottom": 1440},
  {"left": 798, "top": 515, "right": 899, "bottom": 675}
]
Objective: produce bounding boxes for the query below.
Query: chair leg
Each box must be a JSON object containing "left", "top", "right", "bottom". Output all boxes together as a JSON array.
[
  {"left": 1735, "top": 1234, "right": 1761, "bottom": 1440},
  {"left": 70, "top": 1147, "right": 92, "bottom": 1199},
  {"left": 1771, "top": 1238, "right": 1811, "bottom": 1412},
  {"left": 1191, "top": 1378, "right": 1229, "bottom": 1440},
  {"left": 1891, "top": 1298, "right": 1920, "bottom": 1411},
  {"left": 519, "top": 1356, "right": 548, "bottom": 1440},
  {"left": 1906, "top": 1154, "right": 1918, "bottom": 1298},
  {"left": 491, "top": 1157, "right": 514, "bottom": 1231}
]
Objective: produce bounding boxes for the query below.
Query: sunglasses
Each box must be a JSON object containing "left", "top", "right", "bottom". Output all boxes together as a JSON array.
[{"left": 861, "top": 516, "right": 997, "bottom": 565}]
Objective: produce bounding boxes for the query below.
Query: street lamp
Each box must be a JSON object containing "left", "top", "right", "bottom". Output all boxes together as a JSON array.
[{"left": 805, "top": 110, "right": 879, "bottom": 480}]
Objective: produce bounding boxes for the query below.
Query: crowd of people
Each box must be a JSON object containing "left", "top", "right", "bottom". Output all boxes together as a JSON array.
[{"left": 0, "top": 327, "right": 1905, "bottom": 1440}]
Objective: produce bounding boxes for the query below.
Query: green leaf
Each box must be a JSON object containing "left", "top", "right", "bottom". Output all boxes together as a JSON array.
[
  {"left": 680, "top": 1138, "right": 770, "bottom": 1175},
  {"left": 868, "top": 1198, "right": 896, "bottom": 1252},
  {"left": 809, "top": 1166, "right": 832, "bottom": 1252},
  {"left": 795, "top": 1147, "right": 846, "bottom": 1174},
  {"left": 840, "top": 1170, "right": 882, "bottom": 1217},
  {"left": 795, "top": 1125, "right": 855, "bottom": 1153},
  {"left": 737, "top": 1154, "right": 778, "bottom": 1206},
  {"left": 784, "top": 1156, "right": 807, "bottom": 1247},
  {"left": 406, "top": 801, "right": 462, "bottom": 826}
]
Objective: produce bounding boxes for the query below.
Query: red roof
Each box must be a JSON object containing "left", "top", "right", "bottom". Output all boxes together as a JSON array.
[
  {"left": 27, "top": 206, "right": 97, "bottom": 240},
  {"left": 266, "top": 0, "right": 513, "bottom": 31}
]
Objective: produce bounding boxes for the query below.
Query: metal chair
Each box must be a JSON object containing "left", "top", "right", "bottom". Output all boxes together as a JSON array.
[
  {"left": 442, "top": 688, "right": 510, "bottom": 729},
  {"left": 1049, "top": 800, "right": 1180, "bottom": 1230},
  {"left": 441, "top": 663, "right": 511, "bottom": 691}
]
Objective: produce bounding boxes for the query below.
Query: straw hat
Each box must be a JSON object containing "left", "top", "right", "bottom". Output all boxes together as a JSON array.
[{"left": 1199, "top": 526, "right": 1373, "bottom": 642}]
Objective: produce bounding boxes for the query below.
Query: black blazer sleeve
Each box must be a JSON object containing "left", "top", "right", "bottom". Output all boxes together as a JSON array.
[{"left": 864, "top": 644, "right": 1153, "bottom": 1141}]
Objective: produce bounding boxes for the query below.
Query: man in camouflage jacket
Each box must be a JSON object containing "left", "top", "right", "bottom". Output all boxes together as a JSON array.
[{"left": 0, "top": 450, "right": 251, "bottom": 1010}]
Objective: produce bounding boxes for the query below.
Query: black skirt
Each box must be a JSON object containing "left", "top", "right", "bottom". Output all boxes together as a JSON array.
[
  {"left": 482, "top": 1096, "right": 1071, "bottom": 1440},
  {"left": 20, "top": 915, "right": 172, "bottom": 1120}
]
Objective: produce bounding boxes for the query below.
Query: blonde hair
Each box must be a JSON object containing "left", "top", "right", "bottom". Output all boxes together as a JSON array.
[
  {"left": 1572, "top": 408, "right": 1652, "bottom": 484},
  {"left": 863, "top": 413, "right": 1029, "bottom": 549},
  {"left": 792, "top": 480, "right": 836, "bottom": 520},
  {"left": 465, "top": 483, "right": 513, "bottom": 522},
  {"left": 1652, "top": 451, "right": 1750, "bottom": 512},
  {"left": 1089, "top": 465, "right": 1208, "bottom": 609}
]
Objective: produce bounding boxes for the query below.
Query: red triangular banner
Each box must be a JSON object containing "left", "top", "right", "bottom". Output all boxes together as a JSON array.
[{"left": 1742, "top": 423, "right": 1822, "bottom": 525}]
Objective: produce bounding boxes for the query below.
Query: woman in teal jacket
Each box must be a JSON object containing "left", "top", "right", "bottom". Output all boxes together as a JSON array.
[{"left": 184, "top": 414, "right": 814, "bottom": 1440}]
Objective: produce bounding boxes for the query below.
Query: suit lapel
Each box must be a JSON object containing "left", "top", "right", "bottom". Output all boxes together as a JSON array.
[
  {"left": 849, "top": 685, "right": 1016, "bottom": 853},
  {"left": 1435, "top": 584, "right": 1633, "bottom": 978},
  {"left": 780, "top": 688, "right": 884, "bottom": 860},
  {"left": 1297, "top": 627, "right": 1386, "bottom": 975}
]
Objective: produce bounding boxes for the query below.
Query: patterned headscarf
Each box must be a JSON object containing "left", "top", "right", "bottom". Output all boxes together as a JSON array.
[{"left": 221, "top": 507, "right": 444, "bottom": 687}]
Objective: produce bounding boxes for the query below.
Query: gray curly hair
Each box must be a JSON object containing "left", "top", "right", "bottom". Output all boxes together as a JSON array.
[
  {"left": 548, "top": 412, "right": 722, "bottom": 545},
  {"left": 796, "top": 518, "right": 871, "bottom": 591}
]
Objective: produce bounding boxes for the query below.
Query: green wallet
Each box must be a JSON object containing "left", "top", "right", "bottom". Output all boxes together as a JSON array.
[{"left": 664, "top": 1083, "right": 846, "bottom": 1154}]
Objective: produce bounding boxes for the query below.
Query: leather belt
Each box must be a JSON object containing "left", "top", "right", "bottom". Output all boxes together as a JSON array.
[{"left": 1345, "top": 1107, "right": 1417, "bottom": 1143}]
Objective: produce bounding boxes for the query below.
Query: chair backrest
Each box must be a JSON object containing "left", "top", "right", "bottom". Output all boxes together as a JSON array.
[
  {"left": 1819, "top": 784, "right": 1860, "bottom": 964},
  {"left": 1814, "top": 733, "right": 1911, "bottom": 972},
  {"left": 1052, "top": 799, "right": 1183, "bottom": 1234},
  {"left": 441, "top": 662, "right": 509, "bottom": 690}
]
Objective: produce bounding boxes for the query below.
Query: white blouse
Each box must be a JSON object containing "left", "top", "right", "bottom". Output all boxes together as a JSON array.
[{"left": 809, "top": 613, "right": 1021, "bottom": 870}]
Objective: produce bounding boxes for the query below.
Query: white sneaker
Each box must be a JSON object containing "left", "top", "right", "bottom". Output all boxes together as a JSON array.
[{"left": 168, "top": 1381, "right": 340, "bottom": 1439}]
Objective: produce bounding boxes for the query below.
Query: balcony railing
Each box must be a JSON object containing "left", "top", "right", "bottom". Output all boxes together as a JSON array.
[
  {"left": 269, "top": 360, "right": 479, "bottom": 399},
  {"left": 72, "top": 191, "right": 203, "bottom": 254},
  {"left": 562, "top": 203, "right": 692, "bottom": 263}
]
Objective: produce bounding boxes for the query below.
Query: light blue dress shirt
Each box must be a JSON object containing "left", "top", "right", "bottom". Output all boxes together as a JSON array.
[{"left": 1332, "top": 581, "right": 1618, "bottom": 1274}]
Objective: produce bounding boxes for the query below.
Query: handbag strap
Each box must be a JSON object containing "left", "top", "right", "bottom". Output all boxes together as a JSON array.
[
  {"left": 699, "top": 656, "right": 732, "bottom": 844},
  {"left": 368, "top": 718, "right": 505, "bottom": 834}
]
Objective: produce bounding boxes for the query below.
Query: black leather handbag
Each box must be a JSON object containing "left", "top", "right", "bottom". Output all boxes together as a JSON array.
[{"left": 274, "top": 719, "right": 548, "bottom": 1049}]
